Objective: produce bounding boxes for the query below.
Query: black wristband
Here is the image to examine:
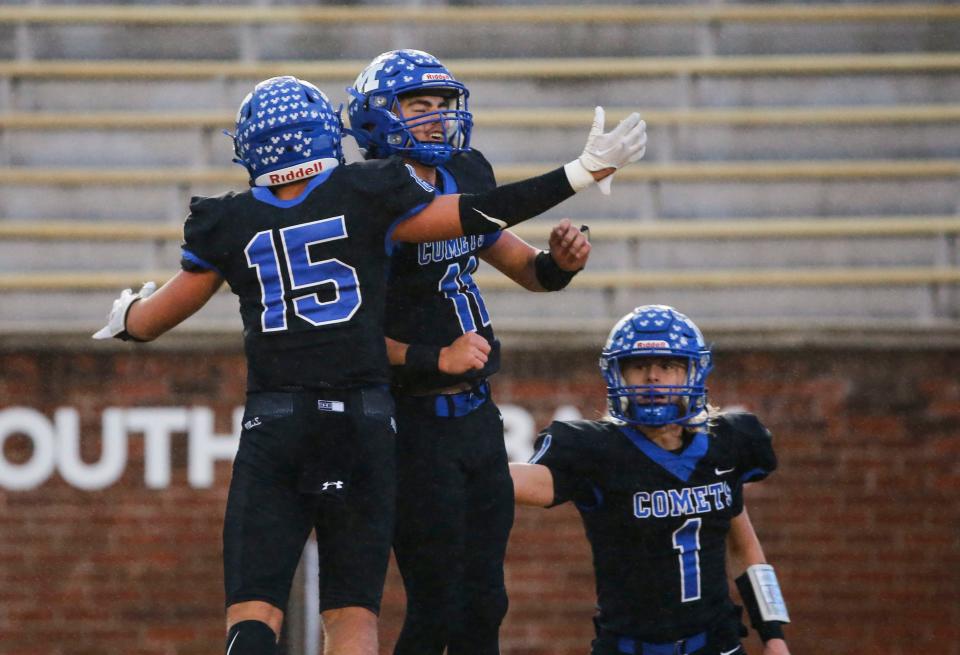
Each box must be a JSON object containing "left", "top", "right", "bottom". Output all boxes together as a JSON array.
[
  {"left": 404, "top": 343, "right": 442, "bottom": 375},
  {"left": 118, "top": 298, "right": 149, "bottom": 342},
  {"left": 756, "top": 621, "right": 785, "bottom": 642},
  {"left": 534, "top": 251, "right": 579, "bottom": 291},
  {"left": 736, "top": 572, "right": 787, "bottom": 643},
  {"left": 116, "top": 330, "right": 147, "bottom": 342},
  {"left": 459, "top": 167, "right": 575, "bottom": 235}
]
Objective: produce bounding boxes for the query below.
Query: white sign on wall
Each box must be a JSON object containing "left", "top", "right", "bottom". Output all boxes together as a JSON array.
[{"left": 0, "top": 404, "right": 582, "bottom": 491}]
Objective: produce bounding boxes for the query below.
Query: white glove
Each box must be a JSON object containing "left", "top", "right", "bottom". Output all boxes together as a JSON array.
[
  {"left": 564, "top": 106, "right": 647, "bottom": 195},
  {"left": 92, "top": 281, "right": 156, "bottom": 340}
]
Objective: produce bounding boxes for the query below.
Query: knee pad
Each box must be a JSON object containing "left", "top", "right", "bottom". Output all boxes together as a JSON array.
[{"left": 226, "top": 620, "right": 278, "bottom": 655}]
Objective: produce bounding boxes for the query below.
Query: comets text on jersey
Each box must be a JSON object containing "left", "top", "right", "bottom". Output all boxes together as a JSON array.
[
  {"left": 417, "top": 235, "right": 489, "bottom": 265},
  {"left": 633, "top": 482, "right": 733, "bottom": 519}
]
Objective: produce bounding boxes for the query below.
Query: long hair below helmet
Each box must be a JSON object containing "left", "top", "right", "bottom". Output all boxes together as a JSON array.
[
  {"left": 599, "top": 305, "right": 713, "bottom": 428},
  {"left": 346, "top": 49, "right": 472, "bottom": 166},
  {"left": 231, "top": 76, "right": 343, "bottom": 187}
]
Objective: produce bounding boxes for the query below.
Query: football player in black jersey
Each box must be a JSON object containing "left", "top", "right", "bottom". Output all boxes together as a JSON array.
[
  {"left": 347, "top": 49, "right": 600, "bottom": 655},
  {"left": 510, "top": 305, "right": 791, "bottom": 655},
  {"left": 92, "top": 75, "right": 646, "bottom": 655}
]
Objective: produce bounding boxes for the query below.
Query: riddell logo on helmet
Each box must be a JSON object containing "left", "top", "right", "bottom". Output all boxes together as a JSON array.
[
  {"left": 254, "top": 157, "right": 340, "bottom": 187},
  {"left": 634, "top": 340, "right": 670, "bottom": 349},
  {"left": 422, "top": 73, "right": 452, "bottom": 81},
  {"left": 268, "top": 161, "right": 323, "bottom": 185}
]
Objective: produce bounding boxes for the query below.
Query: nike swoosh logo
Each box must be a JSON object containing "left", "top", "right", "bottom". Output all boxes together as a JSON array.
[
  {"left": 715, "top": 467, "right": 735, "bottom": 476},
  {"left": 720, "top": 647, "right": 742, "bottom": 655},
  {"left": 475, "top": 208, "right": 508, "bottom": 229},
  {"left": 226, "top": 630, "right": 240, "bottom": 655}
]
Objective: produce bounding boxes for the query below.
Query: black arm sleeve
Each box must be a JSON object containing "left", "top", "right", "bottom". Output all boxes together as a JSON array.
[{"left": 458, "top": 167, "right": 575, "bottom": 235}]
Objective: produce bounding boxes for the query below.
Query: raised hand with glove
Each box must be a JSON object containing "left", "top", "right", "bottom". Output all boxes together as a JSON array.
[{"left": 564, "top": 106, "right": 647, "bottom": 194}]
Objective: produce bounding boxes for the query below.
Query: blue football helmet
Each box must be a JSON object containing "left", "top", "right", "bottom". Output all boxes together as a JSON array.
[
  {"left": 600, "top": 305, "right": 713, "bottom": 427},
  {"left": 230, "top": 75, "right": 343, "bottom": 187},
  {"left": 346, "top": 49, "right": 472, "bottom": 166}
]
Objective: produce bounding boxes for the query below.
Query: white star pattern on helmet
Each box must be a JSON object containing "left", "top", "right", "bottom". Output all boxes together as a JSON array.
[{"left": 232, "top": 76, "right": 343, "bottom": 185}]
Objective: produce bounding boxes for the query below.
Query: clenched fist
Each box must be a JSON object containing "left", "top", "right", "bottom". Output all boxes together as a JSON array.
[
  {"left": 438, "top": 332, "right": 492, "bottom": 375},
  {"left": 549, "top": 218, "right": 591, "bottom": 272}
]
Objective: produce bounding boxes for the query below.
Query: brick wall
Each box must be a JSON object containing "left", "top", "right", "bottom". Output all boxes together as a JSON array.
[{"left": 1, "top": 340, "right": 958, "bottom": 655}]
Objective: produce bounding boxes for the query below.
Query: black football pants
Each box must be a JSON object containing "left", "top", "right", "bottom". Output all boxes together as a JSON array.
[{"left": 392, "top": 395, "right": 514, "bottom": 655}]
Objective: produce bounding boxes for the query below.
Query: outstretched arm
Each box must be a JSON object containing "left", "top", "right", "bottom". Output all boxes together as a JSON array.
[
  {"left": 728, "top": 509, "right": 791, "bottom": 655},
  {"left": 392, "top": 107, "right": 646, "bottom": 243},
  {"left": 509, "top": 463, "right": 556, "bottom": 507},
  {"left": 480, "top": 219, "right": 591, "bottom": 291},
  {"left": 93, "top": 270, "right": 224, "bottom": 342}
]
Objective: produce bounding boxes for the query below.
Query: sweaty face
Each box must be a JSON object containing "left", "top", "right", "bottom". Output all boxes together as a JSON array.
[
  {"left": 620, "top": 356, "right": 688, "bottom": 404},
  {"left": 396, "top": 93, "right": 454, "bottom": 144}
]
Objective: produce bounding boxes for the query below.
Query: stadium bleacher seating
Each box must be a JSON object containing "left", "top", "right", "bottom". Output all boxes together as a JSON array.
[{"left": 0, "top": 3, "right": 958, "bottom": 331}]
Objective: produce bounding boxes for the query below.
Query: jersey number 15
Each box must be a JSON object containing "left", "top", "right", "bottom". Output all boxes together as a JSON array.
[{"left": 245, "top": 216, "right": 362, "bottom": 332}]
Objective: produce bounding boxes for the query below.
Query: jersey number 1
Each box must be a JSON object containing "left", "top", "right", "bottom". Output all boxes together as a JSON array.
[
  {"left": 672, "top": 518, "right": 702, "bottom": 602},
  {"left": 245, "top": 216, "right": 362, "bottom": 332}
]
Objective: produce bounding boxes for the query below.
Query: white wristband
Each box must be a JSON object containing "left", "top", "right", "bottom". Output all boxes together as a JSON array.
[
  {"left": 746, "top": 564, "right": 790, "bottom": 623},
  {"left": 563, "top": 159, "right": 596, "bottom": 193}
]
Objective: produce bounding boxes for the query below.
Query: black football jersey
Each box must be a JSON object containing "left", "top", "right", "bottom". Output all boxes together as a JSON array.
[
  {"left": 180, "top": 157, "right": 435, "bottom": 391},
  {"left": 385, "top": 149, "right": 503, "bottom": 392},
  {"left": 531, "top": 412, "right": 777, "bottom": 642}
]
